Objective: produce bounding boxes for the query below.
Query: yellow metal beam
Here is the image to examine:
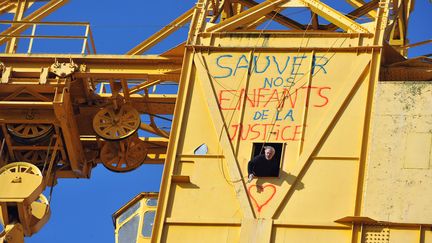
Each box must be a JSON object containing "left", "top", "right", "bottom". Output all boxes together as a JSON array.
[
  {"left": 127, "top": 7, "right": 194, "bottom": 55},
  {"left": 152, "top": 2, "right": 212, "bottom": 241},
  {"left": 128, "top": 79, "right": 165, "bottom": 94},
  {"left": 299, "top": 0, "right": 370, "bottom": 33},
  {"left": 53, "top": 88, "right": 86, "bottom": 176},
  {"left": 0, "top": 224, "right": 24, "bottom": 243},
  {"left": 346, "top": 0, "right": 377, "bottom": 19},
  {"left": 325, "top": 0, "right": 378, "bottom": 31},
  {"left": 0, "top": 2, "right": 17, "bottom": 15},
  {"left": 0, "top": 0, "right": 69, "bottom": 46},
  {"left": 241, "top": 15, "right": 268, "bottom": 30},
  {"left": 5, "top": 0, "right": 28, "bottom": 53},
  {"left": 238, "top": 0, "right": 305, "bottom": 30},
  {"left": 140, "top": 123, "right": 169, "bottom": 138},
  {"left": 207, "top": 0, "right": 289, "bottom": 32},
  {"left": 0, "top": 54, "right": 182, "bottom": 81}
]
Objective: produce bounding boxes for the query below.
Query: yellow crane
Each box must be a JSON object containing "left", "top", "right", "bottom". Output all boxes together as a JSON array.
[{"left": 0, "top": 0, "right": 431, "bottom": 242}]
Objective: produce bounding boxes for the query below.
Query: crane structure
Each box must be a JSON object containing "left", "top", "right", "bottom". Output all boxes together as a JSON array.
[{"left": 0, "top": 0, "right": 431, "bottom": 242}]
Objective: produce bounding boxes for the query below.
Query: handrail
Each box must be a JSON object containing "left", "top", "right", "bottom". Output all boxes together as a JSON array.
[{"left": 0, "top": 21, "right": 96, "bottom": 54}]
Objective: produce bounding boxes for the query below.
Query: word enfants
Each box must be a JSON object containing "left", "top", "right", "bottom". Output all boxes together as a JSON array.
[{"left": 218, "top": 86, "right": 331, "bottom": 110}]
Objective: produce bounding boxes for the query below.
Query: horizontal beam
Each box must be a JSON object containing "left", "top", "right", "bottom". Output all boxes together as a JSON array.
[
  {"left": 0, "top": 54, "right": 183, "bottom": 64},
  {"left": 0, "top": 54, "right": 182, "bottom": 80},
  {"left": 0, "top": 101, "right": 53, "bottom": 108},
  {"left": 187, "top": 44, "right": 381, "bottom": 52}
]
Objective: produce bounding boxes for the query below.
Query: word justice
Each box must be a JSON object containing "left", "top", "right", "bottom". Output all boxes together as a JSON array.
[{"left": 230, "top": 123, "right": 303, "bottom": 141}]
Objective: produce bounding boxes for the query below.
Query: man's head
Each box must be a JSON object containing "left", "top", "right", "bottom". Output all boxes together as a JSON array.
[{"left": 264, "top": 146, "right": 275, "bottom": 160}]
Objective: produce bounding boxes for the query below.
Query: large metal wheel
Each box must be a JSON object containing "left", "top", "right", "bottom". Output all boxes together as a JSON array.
[
  {"left": 34, "top": 193, "right": 49, "bottom": 205},
  {"left": 100, "top": 137, "right": 147, "bottom": 172},
  {"left": 0, "top": 162, "right": 42, "bottom": 176},
  {"left": 7, "top": 124, "right": 54, "bottom": 144},
  {"left": 93, "top": 105, "right": 140, "bottom": 141}
]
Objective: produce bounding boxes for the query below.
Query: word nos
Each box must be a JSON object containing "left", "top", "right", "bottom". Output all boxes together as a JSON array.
[
  {"left": 213, "top": 54, "right": 329, "bottom": 79},
  {"left": 218, "top": 86, "right": 331, "bottom": 110},
  {"left": 230, "top": 123, "right": 303, "bottom": 141}
]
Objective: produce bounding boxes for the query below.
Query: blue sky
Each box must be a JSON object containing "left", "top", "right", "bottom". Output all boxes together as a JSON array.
[{"left": 0, "top": 1, "right": 430, "bottom": 242}]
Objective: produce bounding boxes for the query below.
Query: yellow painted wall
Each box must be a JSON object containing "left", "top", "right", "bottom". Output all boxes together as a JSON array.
[{"left": 364, "top": 82, "right": 432, "bottom": 224}]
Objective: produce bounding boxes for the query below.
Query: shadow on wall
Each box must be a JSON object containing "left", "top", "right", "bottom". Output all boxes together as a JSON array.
[{"left": 253, "top": 170, "right": 305, "bottom": 193}]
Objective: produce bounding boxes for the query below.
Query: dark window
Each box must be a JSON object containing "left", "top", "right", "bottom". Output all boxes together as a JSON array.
[
  {"left": 250, "top": 143, "right": 283, "bottom": 177},
  {"left": 141, "top": 211, "right": 156, "bottom": 238}
]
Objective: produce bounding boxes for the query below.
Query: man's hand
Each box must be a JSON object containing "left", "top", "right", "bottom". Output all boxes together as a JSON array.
[{"left": 247, "top": 174, "right": 254, "bottom": 183}]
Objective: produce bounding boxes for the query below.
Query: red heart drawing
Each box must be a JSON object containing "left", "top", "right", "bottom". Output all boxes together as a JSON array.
[{"left": 248, "top": 184, "right": 276, "bottom": 213}]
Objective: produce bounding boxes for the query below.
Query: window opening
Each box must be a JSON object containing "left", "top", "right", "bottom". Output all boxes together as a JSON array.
[
  {"left": 146, "top": 198, "right": 158, "bottom": 207},
  {"left": 118, "top": 201, "right": 141, "bottom": 225},
  {"left": 141, "top": 211, "right": 156, "bottom": 238},
  {"left": 118, "top": 214, "right": 140, "bottom": 243},
  {"left": 249, "top": 143, "right": 283, "bottom": 177},
  {"left": 194, "top": 143, "right": 208, "bottom": 155}
]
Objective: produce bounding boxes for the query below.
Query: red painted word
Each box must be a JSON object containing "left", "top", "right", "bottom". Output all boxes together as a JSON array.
[
  {"left": 230, "top": 123, "right": 303, "bottom": 141},
  {"left": 218, "top": 86, "right": 331, "bottom": 110}
]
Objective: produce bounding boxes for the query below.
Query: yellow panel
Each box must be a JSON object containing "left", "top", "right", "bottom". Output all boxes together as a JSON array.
[
  {"left": 272, "top": 227, "right": 351, "bottom": 243},
  {"left": 304, "top": 52, "right": 371, "bottom": 158},
  {"left": 162, "top": 225, "right": 240, "bottom": 242},
  {"left": 364, "top": 82, "right": 432, "bottom": 224},
  {"left": 276, "top": 159, "right": 358, "bottom": 223},
  {"left": 424, "top": 229, "right": 432, "bottom": 243},
  {"left": 404, "top": 132, "right": 431, "bottom": 169},
  {"left": 177, "top": 74, "right": 224, "bottom": 154},
  {"left": 389, "top": 228, "right": 418, "bottom": 243},
  {"left": 167, "top": 158, "right": 243, "bottom": 219}
]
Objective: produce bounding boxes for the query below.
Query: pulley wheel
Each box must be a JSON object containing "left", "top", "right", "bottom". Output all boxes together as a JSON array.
[
  {"left": 100, "top": 137, "right": 147, "bottom": 172},
  {"left": 0, "top": 162, "right": 42, "bottom": 176},
  {"left": 7, "top": 124, "right": 54, "bottom": 145},
  {"left": 93, "top": 105, "right": 140, "bottom": 141}
]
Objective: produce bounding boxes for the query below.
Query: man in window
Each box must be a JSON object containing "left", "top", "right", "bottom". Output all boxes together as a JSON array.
[{"left": 247, "top": 146, "right": 278, "bottom": 183}]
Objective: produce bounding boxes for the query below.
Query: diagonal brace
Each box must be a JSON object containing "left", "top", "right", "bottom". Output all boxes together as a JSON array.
[
  {"left": 207, "top": 0, "right": 290, "bottom": 32},
  {"left": 272, "top": 61, "right": 371, "bottom": 217},
  {"left": 194, "top": 52, "right": 255, "bottom": 218},
  {"left": 299, "top": 0, "right": 370, "bottom": 33},
  {"left": 127, "top": 7, "right": 194, "bottom": 55},
  {"left": 326, "top": 0, "right": 379, "bottom": 31},
  {"left": 238, "top": 0, "right": 305, "bottom": 30}
]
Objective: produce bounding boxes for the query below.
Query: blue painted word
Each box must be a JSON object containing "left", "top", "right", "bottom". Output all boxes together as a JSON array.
[
  {"left": 276, "top": 109, "right": 294, "bottom": 121},
  {"left": 262, "top": 76, "right": 296, "bottom": 89},
  {"left": 213, "top": 54, "right": 329, "bottom": 79},
  {"left": 253, "top": 110, "right": 269, "bottom": 120}
]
